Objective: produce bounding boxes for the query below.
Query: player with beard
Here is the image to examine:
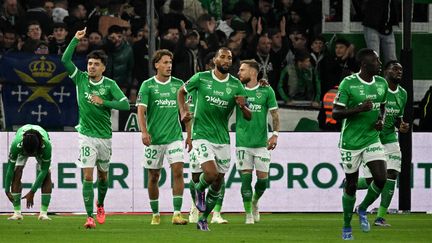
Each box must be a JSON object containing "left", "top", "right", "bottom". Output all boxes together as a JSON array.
[
  {"left": 236, "top": 59, "right": 280, "bottom": 224},
  {"left": 62, "top": 27, "right": 130, "bottom": 229},
  {"left": 178, "top": 47, "right": 252, "bottom": 231},
  {"left": 357, "top": 61, "right": 409, "bottom": 227},
  {"left": 333, "top": 49, "right": 388, "bottom": 240}
]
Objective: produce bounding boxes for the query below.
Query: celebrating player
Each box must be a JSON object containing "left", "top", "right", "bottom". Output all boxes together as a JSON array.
[
  {"left": 136, "top": 49, "right": 188, "bottom": 225},
  {"left": 357, "top": 61, "right": 409, "bottom": 226},
  {"left": 178, "top": 47, "right": 252, "bottom": 231},
  {"left": 332, "top": 48, "right": 388, "bottom": 240},
  {"left": 4, "top": 124, "right": 52, "bottom": 221},
  {"left": 236, "top": 60, "right": 280, "bottom": 224},
  {"left": 61, "top": 27, "right": 130, "bottom": 229}
]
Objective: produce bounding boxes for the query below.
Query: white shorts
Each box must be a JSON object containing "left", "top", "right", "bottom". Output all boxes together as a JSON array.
[
  {"left": 189, "top": 149, "right": 203, "bottom": 173},
  {"left": 191, "top": 139, "right": 231, "bottom": 173},
  {"left": 340, "top": 142, "right": 386, "bottom": 174},
  {"left": 143, "top": 140, "right": 184, "bottom": 169},
  {"left": 362, "top": 142, "right": 401, "bottom": 178},
  {"left": 15, "top": 155, "right": 49, "bottom": 171},
  {"left": 236, "top": 147, "right": 271, "bottom": 172},
  {"left": 76, "top": 134, "right": 112, "bottom": 172}
]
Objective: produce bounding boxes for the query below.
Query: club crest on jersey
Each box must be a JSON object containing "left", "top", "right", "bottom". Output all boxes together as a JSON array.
[
  {"left": 256, "top": 92, "right": 262, "bottom": 99},
  {"left": 99, "top": 87, "right": 106, "bottom": 95},
  {"left": 377, "top": 87, "right": 384, "bottom": 96},
  {"left": 226, "top": 87, "right": 232, "bottom": 94},
  {"left": 171, "top": 87, "right": 177, "bottom": 94}
]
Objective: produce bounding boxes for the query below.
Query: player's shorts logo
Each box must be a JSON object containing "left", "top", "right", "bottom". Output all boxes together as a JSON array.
[
  {"left": 147, "top": 160, "right": 152, "bottom": 165},
  {"left": 346, "top": 164, "right": 352, "bottom": 169}
]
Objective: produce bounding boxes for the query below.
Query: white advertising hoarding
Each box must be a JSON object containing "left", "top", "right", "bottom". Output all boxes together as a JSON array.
[{"left": 1, "top": 132, "right": 431, "bottom": 213}]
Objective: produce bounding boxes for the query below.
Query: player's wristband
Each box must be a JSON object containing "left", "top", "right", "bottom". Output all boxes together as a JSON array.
[{"left": 272, "top": 131, "right": 279, "bottom": 137}]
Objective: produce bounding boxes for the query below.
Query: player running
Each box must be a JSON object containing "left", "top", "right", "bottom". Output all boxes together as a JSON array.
[
  {"left": 136, "top": 49, "right": 188, "bottom": 225},
  {"left": 332, "top": 49, "right": 388, "bottom": 240},
  {"left": 357, "top": 60, "right": 409, "bottom": 227},
  {"left": 61, "top": 27, "right": 130, "bottom": 229},
  {"left": 236, "top": 60, "right": 280, "bottom": 224},
  {"left": 178, "top": 47, "right": 251, "bottom": 231},
  {"left": 4, "top": 124, "right": 52, "bottom": 221}
]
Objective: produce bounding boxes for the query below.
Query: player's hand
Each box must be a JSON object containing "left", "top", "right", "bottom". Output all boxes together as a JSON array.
[
  {"left": 267, "top": 135, "right": 278, "bottom": 150},
  {"left": 235, "top": 96, "right": 247, "bottom": 109},
  {"left": 375, "top": 119, "right": 384, "bottom": 131},
  {"left": 359, "top": 99, "right": 373, "bottom": 112},
  {"left": 181, "top": 111, "right": 193, "bottom": 123},
  {"left": 258, "top": 79, "right": 270, "bottom": 87},
  {"left": 75, "top": 27, "right": 87, "bottom": 40},
  {"left": 399, "top": 120, "right": 410, "bottom": 133},
  {"left": 141, "top": 132, "right": 151, "bottom": 146},
  {"left": 5, "top": 191, "right": 14, "bottom": 203},
  {"left": 22, "top": 191, "right": 35, "bottom": 209},
  {"left": 90, "top": 95, "right": 104, "bottom": 105},
  {"left": 185, "top": 137, "right": 193, "bottom": 153}
]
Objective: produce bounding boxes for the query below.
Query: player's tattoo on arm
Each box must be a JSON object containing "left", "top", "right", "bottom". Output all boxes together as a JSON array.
[{"left": 270, "top": 109, "right": 280, "bottom": 132}]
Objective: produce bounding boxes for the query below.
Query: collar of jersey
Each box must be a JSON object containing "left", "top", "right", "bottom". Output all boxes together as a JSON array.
[
  {"left": 211, "top": 70, "right": 229, "bottom": 82},
  {"left": 89, "top": 76, "right": 104, "bottom": 85},
  {"left": 245, "top": 84, "right": 260, "bottom": 90},
  {"left": 356, "top": 72, "right": 375, "bottom": 85},
  {"left": 154, "top": 76, "right": 171, "bottom": 85},
  {"left": 388, "top": 85, "right": 399, "bottom": 94}
]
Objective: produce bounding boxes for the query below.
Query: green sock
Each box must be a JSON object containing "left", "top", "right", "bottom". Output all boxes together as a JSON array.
[
  {"left": 195, "top": 173, "right": 210, "bottom": 192},
  {"left": 97, "top": 179, "right": 108, "bottom": 207},
  {"left": 173, "top": 196, "right": 183, "bottom": 212},
  {"left": 358, "top": 182, "right": 382, "bottom": 211},
  {"left": 201, "top": 185, "right": 220, "bottom": 220},
  {"left": 189, "top": 181, "right": 196, "bottom": 203},
  {"left": 41, "top": 193, "right": 51, "bottom": 212},
  {"left": 357, "top": 177, "right": 370, "bottom": 190},
  {"left": 150, "top": 200, "right": 159, "bottom": 214},
  {"left": 240, "top": 173, "right": 253, "bottom": 214},
  {"left": 82, "top": 180, "right": 94, "bottom": 217},
  {"left": 253, "top": 178, "right": 268, "bottom": 202},
  {"left": 377, "top": 179, "right": 396, "bottom": 218},
  {"left": 213, "top": 180, "right": 225, "bottom": 213},
  {"left": 342, "top": 192, "right": 356, "bottom": 228},
  {"left": 12, "top": 193, "right": 21, "bottom": 211}
]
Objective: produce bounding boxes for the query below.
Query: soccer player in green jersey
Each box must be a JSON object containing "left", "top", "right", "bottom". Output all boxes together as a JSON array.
[
  {"left": 178, "top": 47, "right": 252, "bottom": 231},
  {"left": 4, "top": 124, "right": 52, "bottom": 221},
  {"left": 61, "top": 28, "right": 130, "bottom": 229},
  {"left": 332, "top": 49, "right": 388, "bottom": 240},
  {"left": 357, "top": 61, "right": 409, "bottom": 227},
  {"left": 136, "top": 49, "right": 188, "bottom": 225},
  {"left": 236, "top": 60, "right": 280, "bottom": 224}
]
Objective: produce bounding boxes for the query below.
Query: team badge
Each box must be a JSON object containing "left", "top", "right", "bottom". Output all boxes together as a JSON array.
[
  {"left": 256, "top": 92, "right": 262, "bottom": 99},
  {"left": 171, "top": 87, "right": 177, "bottom": 94},
  {"left": 226, "top": 87, "right": 232, "bottom": 94},
  {"left": 99, "top": 87, "right": 106, "bottom": 95},
  {"left": 377, "top": 87, "right": 384, "bottom": 96}
]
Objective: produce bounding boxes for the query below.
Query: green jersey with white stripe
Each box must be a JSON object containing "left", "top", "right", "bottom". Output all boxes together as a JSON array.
[
  {"left": 136, "top": 76, "right": 183, "bottom": 145},
  {"left": 236, "top": 85, "right": 278, "bottom": 148},
  {"left": 380, "top": 85, "right": 407, "bottom": 144},
  {"left": 185, "top": 70, "right": 247, "bottom": 144},
  {"left": 334, "top": 73, "right": 388, "bottom": 150},
  {"left": 62, "top": 38, "right": 128, "bottom": 139}
]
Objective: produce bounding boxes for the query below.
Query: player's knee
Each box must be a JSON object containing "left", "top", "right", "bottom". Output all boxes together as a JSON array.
[
  {"left": 192, "top": 173, "right": 200, "bottom": 183},
  {"left": 205, "top": 171, "right": 219, "bottom": 182},
  {"left": 344, "top": 181, "right": 357, "bottom": 195},
  {"left": 387, "top": 170, "right": 399, "bottom": 180},
  {"left": 172, "top": 169, "right": 183, "bottom": 180},
  {"left": 374, "top": 178, "right": 386, "bottom": 189},
  {"left": 148, "top": 172, "right": 160, "bottom": 184}
]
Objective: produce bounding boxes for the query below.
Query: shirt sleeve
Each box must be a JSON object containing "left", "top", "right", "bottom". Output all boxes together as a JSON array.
[
  {"left": 237, "top": 81, "right": 247, "bottom": 97},
  {"left": 136, "top": 81, "right": 149, "bottom": 107},
  {"left": 184, "top": 73, "right": 200, "bottom": 93},
  {"left": 334, "top": 79, "right": 349, "bottom": 107},
  {"left": 267, "top": 87, "right": 278, "bottom": 110}
]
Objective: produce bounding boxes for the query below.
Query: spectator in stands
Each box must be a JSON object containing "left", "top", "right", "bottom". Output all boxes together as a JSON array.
[
  {"left": 310, "top": 35, "right": 327, "bottom": 73},
  {"left": 286, "top": 7, "right": 307, "bottom": 34},
  {"left": 278, "top": 50, "right": 320, "bottom": 106},
  {"left": 160, "top": 27, "right": 180, "bottom": 53},
  {"left": 362, "top": 0, "right": 400, "bottom": 63},
  {"left": 64, "top": 3, "right": 87, "bottom": 36},
  {"left": 43, "top": 0, "right": 54, "bottom": 18},
  {"left": 75, "top": 34, "right": 89, "bottom": 55},
  {"left": 227, "top": 40, "right": 242, "bottom": 78},
  {"left": 274, "top": 0, "right": 295, "bottom": 22},
  {"left": 159, "top": 0, "right": 192, "bottom": 32},
  {"left": 34, "top": 40, "right": 49, "bottom": 55},
  {"left": 52, "top": 0, "right": 68, "bottom": 23},
  {"left": 254, "top": 0, "right": 277, "bottom": 32},
  {"left": 104, "top": 25, "right": 134, "bottom": 97},
  {"left": 0, "top": 27, "right": 18, "bottom": 54},
  {"left": 21, "top": 21, "right": 43, "bottom": 51},
  {"left": 285, "top": 30, "right": 308, "bottom": 66},
  {"left": 195, "top": 14, "right": 220, "bottom": 54},
  {"left": 48, "top": 22, "right": 68, "bottom": 55},
  {"left": 319, "top": 38, "right": 358, "bottom": 96},
  {"left": 88, "top": 31, "right": 103, "bottom": 51},
  {"left": 173, "top": 29, "right": 203, "bottom": 82},
  {"left": 0, "top": 0, "right": 24, "bottom": 30},
  {"left": 19, "top": 0, "right": 53, "bottom": 36}
]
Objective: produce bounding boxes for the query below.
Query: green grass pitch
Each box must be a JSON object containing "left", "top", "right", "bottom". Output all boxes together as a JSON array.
[{"left": 0, "top": 213, "right": 430, "bottom": 242}]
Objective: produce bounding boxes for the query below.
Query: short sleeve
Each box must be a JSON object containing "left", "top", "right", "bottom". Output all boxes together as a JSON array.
[
  {"left": 267, "top": 87, "right": 278, "bottom": 110},
  {"left": 136, "top": 81, "right": 149, "bottom": 107},
  {"left": 334, "top": 79, "right": 349, "bottom": 106},
  {"left": 184, "top": 73, "right": 200, "bottom": 93}
]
